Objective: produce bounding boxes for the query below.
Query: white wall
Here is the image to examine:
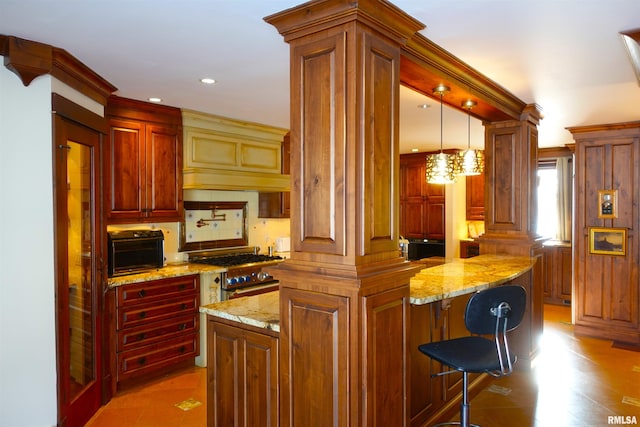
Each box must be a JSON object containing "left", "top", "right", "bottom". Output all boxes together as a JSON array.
[{"left": 0, "top": 64, "right": 57, "bottom": 425}]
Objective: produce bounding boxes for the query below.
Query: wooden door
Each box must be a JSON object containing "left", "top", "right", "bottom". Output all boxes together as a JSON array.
[
  {"left": 145, "top": 123, "right": 183, "bottom": 221},
  {"left": 106, "top": 118, "right": 145, "bottom": 221},
  {"left": 53, "top": 96, "right": 105, "bottom": 427}
]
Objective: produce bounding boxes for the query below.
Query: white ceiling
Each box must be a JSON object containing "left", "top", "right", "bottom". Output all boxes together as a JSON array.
[{"left": 2, "top": 0, "right": 639, "bottom": 153}]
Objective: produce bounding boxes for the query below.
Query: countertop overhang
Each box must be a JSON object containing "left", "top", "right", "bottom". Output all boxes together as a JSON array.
[{"left": 199, "top": 254, "right": 536, "bottom": 333}]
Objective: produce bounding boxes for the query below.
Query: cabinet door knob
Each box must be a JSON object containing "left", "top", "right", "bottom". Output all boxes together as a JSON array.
[
  {"left": 138, "top": 357, "right": 146, "bottom": 365},
  {"left": 139, "top": 311, "right": 146, "bottom": 319},
  {"left": 138, "top": 289, "right": 146, "bottom": 297},
  {"left": 178, "top": 323, "right": 187, "bottom": 331},
  {"left": 179, "top": 346, "right": 186, "bottom": 354},
  {"left": 179, "top": 284, "right": 186, "bottom": 290},
  {"left": 180, "top": 303, "right": 187, "bottom": 310},
  {"left": 138, "top": 333, "right": 146, "bottom": 341}
]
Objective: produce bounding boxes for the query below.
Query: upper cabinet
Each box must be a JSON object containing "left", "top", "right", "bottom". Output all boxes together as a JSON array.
[
  {"left": 105, "top": 96, "right": 183, "bottom": 223},
  {"left": 400, "top": 153, "right": 445, "bottom": 240},
  {"left": 465, "top": 173, "right": 485, "bottom": 220},
  {"left": 259, "top": 132, "right": 291, "bottom": 218}
]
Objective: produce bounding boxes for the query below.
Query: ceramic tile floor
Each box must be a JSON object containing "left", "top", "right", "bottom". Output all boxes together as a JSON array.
[{"left": 86, "top": 305, "right": 640, "bottom": 426}]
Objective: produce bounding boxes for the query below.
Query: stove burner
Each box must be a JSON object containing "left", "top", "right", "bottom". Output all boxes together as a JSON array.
[{"left": 189, "top": 253, "right": 282, "bottom": 267}]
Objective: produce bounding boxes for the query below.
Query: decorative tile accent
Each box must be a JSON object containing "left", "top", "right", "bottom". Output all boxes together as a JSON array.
[
  {"left": 622, "top": 396, "right": 640, "bottom": 407},
  {"left": 175, "top": 398, "right": 202, "bottom": 411}
]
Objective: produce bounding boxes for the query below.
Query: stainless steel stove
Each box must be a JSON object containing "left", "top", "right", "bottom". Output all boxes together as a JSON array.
[
  {"left": 191, "top": 248, "right": 283, "bottom": 368},
  {"left": 188, "top": 249, "right": 282, "bottom": 301}
]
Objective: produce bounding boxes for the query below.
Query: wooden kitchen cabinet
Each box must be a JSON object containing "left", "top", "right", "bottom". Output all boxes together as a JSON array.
[
  {"left": 207, "top": 318, "right": 279, "bottom": 427},
  {"left": 466, "top": 173, "right": 485, "bottom": 220},
  {"left": 259, "top": 132, "right": 291, "bottom": 218},
  {"left": 105, "top": 96, "right": 183, "bottom": 223},
  {"left": 542, "top": 243, "right": 572, "bottom": 305},
  {"left": 400, "top": 153, "right": 445, "bottom": 239},
  {"left": 114, "top": 274, "right": 200, "bottom": 386},
  {"left": 459, "top": 240, "right": 480, "bottom": 258},
  {"left": 569, "top": 122, "right": 640, "bottom": 346}
]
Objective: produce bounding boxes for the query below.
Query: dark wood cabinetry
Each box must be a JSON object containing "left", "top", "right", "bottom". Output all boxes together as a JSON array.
[
  {"left": 105, "top": 96, "right": 183, "bottom": 223},
  {"left": 113, "top": 275, "right": 200, "bottom": 386},
  {"left": 569, "top": 122, "right": 640, "bottom": 345},
  {"left": 207, "top": 318, "right": 279, "bottom": 427},
  {"left": 466, "top": 173, "right": 485, "bottom": 220},
  {"left": 542, "top": 243, "right": 572, "bottom": 305},
  {"left": 400, "top": 153, "right": 445, "bottom": 239},
  {"left": 459, "top": 240, "right": 480, "bottom": 258},
  {"left": 259, "top": 132, "right": 290, "bottom": 218}
]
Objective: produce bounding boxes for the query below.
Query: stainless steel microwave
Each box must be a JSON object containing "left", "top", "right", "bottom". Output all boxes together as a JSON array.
[{"left": 107, "top": 230, "right": 164, "bottom": 277}]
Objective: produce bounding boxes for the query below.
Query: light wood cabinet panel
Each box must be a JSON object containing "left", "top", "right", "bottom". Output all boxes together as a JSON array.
[
  {"left": 569, "top": 122, "right": 640, "bottom": 346},
  {"left": 259, "top": 132, "right": 291, "bottom": 218},
  {"left": 105, "top": 96, "right": 183, "bottom": 223},
  {"left": 466, "top": 173, "right": 485, "bottom": 220},
  {"left": 207, "top": 319, "right": 279, "bottom": 427},
  {"left": 542, "top": 243, "right": 572, "bottom": 305}
]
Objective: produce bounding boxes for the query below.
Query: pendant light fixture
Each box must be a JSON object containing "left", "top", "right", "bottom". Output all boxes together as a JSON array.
[
  {"left": 425, "top": 85, "right": 456, "bottom": 184},
  {"left": 455, "top": 100, "right": 484, "bottom": 176}
]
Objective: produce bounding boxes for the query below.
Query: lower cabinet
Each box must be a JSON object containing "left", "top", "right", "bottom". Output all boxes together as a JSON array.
[
  {"left": 114, "top": 274, "right": 200, "bottom": 385},
  {"left": 542, "top": 243, "right": 572, "bottom": 305},
  {"left": 207, "top": 318, "right": 279, "bottom": 427}
]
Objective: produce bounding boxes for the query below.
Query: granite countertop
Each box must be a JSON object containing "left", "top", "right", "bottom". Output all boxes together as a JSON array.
[
  {"left": 200, "top": 291, "right": 280, "bottom": 332},
  {"left": 107, "top": 263, "right": 226, "bottom": 288},
  {"left": 200, "top": 254, "right": 536, "bottom": 331},
  {"left": 409, "top": 254, "right": 535, "bottom": 305}
]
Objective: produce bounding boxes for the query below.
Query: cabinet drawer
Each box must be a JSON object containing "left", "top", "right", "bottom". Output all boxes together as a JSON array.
[
  {"left": 117, "top": 313, "right": 198, "bottom": 352},
  {"left": 117, "top": 275, "right": 198, "bottom": 306},
  {"left": 117, "top": 334, "right": 198, "bottom": 381},
  {"left": 117, "top": 295, "right": 199, "bottom": 330}
]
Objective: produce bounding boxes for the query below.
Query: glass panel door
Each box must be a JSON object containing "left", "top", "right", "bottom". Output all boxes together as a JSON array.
[{"left": 66, "top": 140, "right": 95, "bottom": 400}]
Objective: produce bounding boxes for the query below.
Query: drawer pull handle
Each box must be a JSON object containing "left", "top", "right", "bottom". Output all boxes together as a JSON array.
[
  {"left": 138, "top": 290, "right": 146, "bottom": 297},
  {"left": 139, "top": 357, "right": 146, "bottom": 365},
  {"left": 138, "top": 333, "right": 146, "bottom": 341},
  {"left": 179, "top": 284, "right": 186, "bottom": 290},
  {"left": 139, "top": 311, "right": 146, "bottom": 319},
  {"left": 179, "top": 346, "right": 186, "bottom": 354},
  {"left": 180, "top": 303, "right": 187, "bottom": 310},
  {"left": 179, "top": 323, "right": 186, "bottom": 331}
]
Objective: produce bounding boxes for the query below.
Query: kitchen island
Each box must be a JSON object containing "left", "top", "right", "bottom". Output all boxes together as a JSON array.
[{"left": 201, "top": 254, "right": 538, "bottom": 427}]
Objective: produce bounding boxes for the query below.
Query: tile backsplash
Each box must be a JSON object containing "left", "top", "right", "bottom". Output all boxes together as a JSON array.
[{"left": 107, "top": 189, "right": 291, "bottom": 264}]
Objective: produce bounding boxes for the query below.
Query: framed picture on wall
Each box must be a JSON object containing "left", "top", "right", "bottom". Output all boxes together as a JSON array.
[
  {"left": 589, "top": 227, "right": 626, "bottom": 256},
  {"left": 597, "top": 189, "right": 617, "bottom": 218}
]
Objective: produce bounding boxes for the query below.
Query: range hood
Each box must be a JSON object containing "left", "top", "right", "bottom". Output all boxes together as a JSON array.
[{"left": 182, "top": 109, "right": 290, "bottom": 192}]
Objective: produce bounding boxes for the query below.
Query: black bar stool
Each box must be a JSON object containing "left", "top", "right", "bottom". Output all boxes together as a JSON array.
[{"left": 418, "top": 285, "right": 526, "bottom": 427}]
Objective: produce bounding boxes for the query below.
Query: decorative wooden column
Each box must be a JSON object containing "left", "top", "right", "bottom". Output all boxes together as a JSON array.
[
  {"left": 480, "top": 104, "right": 545, "bottom": 368},
  {"left": 266, "top": 2, "right": 423, "bottom": 426}
]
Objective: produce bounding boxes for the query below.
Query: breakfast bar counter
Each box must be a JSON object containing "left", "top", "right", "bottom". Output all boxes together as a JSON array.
[
  {"left": 201, "top": 254, "right": 540, "bottom": 427},
  {"left": 200, "top": 254, "right": 536, "bottom": 325}
]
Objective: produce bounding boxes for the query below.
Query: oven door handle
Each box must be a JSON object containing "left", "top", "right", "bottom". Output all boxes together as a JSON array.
[{"left": 226, "top": 282, "right": 279, "bottom": 299}]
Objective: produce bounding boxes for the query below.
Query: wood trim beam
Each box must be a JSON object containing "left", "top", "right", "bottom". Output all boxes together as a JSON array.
[
  {"left": 401, "top": 32, "right": 527, "bottom": 122},
  {"left": 1, "top": 35, "right": 117, "bottom": 104}
]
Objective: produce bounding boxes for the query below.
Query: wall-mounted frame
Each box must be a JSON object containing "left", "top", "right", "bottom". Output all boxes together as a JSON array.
[
  {"left": 589, "top": 227, "right": 626, "bottom": 256},
  {"left": 597, "top": 189, "right": 617, "bottom": 218}
]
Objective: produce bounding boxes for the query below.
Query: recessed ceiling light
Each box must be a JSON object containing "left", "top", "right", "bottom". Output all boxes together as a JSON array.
[
  {"left": 418, "top": 104, "right": 431, "bottom": 109},
  {"left": 411, "top": 148, "right": 419, "bottom": 152},
  {"left": 148, "top": 97, "right": 162, "bottom": 103},
  {"left": 200, "top": 78, "right": 217, "bottom": 85}
]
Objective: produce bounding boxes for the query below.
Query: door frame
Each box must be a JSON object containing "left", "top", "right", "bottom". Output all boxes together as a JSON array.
[{"left": 52, "top": 94, "right": 109, "bottom": 426}]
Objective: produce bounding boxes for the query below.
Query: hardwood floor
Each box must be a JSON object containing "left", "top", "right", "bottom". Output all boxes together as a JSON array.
[{"left": 86, "top": 304, "right": 639, "bottom": 427}]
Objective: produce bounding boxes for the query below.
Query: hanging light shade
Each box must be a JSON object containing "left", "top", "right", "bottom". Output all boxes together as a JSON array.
[
  {"left": 426, "top": 85, "right": 456, "bottom": 184},
  {"left": 455, "top": 100, "right": 484, "bottom": 176}
]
